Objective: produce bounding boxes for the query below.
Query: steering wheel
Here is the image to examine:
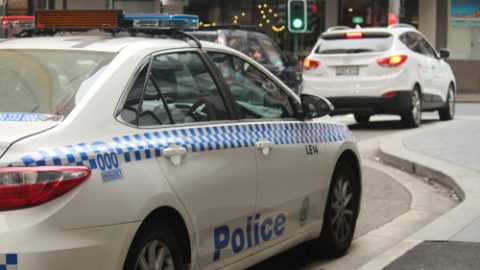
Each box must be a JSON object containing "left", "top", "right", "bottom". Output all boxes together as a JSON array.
[{"left": 188, "top": 98, "right": 217, "bottom": 122}]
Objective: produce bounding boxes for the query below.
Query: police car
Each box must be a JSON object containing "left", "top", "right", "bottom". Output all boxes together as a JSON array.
[
  {"left": 302, "top": 24, "right": 456, "bottom": 128},
  {"left": 0, "top": 10, "right": 362, "bottom": 270}
]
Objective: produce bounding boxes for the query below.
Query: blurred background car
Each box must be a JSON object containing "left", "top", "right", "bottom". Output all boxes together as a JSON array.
[
  {"left": 190, "top": 28, "right": 303, "bottom": 94},
  {"left": 302, "top": 24, "right": 456, "bottom": 128}
]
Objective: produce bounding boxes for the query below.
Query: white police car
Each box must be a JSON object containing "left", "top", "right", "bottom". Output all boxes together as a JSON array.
[
  {"left": 302, "top": 24, "right": 456, "bottom": 128},
  {"left": 0, "top": 10, "right": 362, "bottom": 270}
]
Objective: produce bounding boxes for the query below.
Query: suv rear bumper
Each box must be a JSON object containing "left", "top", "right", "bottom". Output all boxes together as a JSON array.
[{"left": 327, "top": 91, "right": 412, "bottom": 115}]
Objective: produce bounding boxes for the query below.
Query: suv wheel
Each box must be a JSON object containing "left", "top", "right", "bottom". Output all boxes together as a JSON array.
[
  {"left": 438, "top": 85, "right": 455, "bottom": 121},
  {"left": 401, "top": 87, "right": 422, "bottom": 128}
]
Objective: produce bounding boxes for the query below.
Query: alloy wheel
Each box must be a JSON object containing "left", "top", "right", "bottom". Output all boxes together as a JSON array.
[
  {"left": 135, "top": 240, "right": 175, "bottom": 270},
  {"left": 330, "top": 176, "right": 355, "bottom": 242}
]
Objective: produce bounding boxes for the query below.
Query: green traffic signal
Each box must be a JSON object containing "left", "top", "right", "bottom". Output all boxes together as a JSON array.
[
  {"left": 288, "top": 0, "right": 306, "bottom": 33},
  {"left": 293, "top": 18, "right": 303, "bottom": 29}
]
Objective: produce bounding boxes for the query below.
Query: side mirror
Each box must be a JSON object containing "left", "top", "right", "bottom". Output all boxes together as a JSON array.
[
  {"left": 439, "top": 48, "right": 450, "bottom": 59},
  {"left": 301, "top": 94, "right": 334, "bottom": 119}
]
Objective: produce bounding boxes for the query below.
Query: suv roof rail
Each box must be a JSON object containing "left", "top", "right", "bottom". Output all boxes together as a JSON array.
[
  {"left": 197, "top": 24, "right": 260, "bottom": 31},
  {"left": 326, "top": 26, "right": 351, "bottom": 32},
  {"left": 387, "top": 23, "right": 416, "bottom": 30}
]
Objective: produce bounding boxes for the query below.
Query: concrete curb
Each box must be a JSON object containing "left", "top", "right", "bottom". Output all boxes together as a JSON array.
[{"left": 362, "top": 118, "right": 480, "bottom": 268}]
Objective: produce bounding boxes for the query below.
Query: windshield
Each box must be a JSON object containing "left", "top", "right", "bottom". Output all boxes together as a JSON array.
[
  {"left": 0, "top": 49, "right": 115, "bottom": 120},
  {"left": 315, "top": 36, "right": 393, "bottom": 54}
]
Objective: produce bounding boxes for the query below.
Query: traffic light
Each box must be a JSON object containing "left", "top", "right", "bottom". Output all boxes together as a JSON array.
[
  {"left": 306, "top": 0, "right": 318, "bottom": 33},
  {"left": 288, "top": 0, "right": 306, "bottom": 33}
]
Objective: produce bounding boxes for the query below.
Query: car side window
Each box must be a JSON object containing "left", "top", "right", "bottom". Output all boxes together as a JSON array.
[
  {"left": 261, "top": 38, "right": 286, "bottom": 70},
  {"left": 247, "top": 37, "right": 267, "bottom": 64},
  {"left": 403, "top": 32, "right": 423, "bottom": 55},
  {"left": 121, "top": 62, "right": 150, "bottom": 125},
  {"left": 120, "top": 52, "right": 229, "bottom": 127},
  {"left": 209, "top": 52, "right": 295, "bottom": 119},
  {"left": 419, "top": 37, "right": 438, "bottom": 58},
  {"left": 403, "top": 32, "right": 437, "bottom": 59},
  {"left": 228, "top": 36, "right": 244, "bottom": 52}
]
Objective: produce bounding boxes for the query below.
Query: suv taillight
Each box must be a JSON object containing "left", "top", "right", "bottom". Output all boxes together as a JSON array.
[
  {"left": 0, "top": 166, "right": 90, "bottom": 211},
  {"left": 303, "top": 58, "right": 320, "bottom": 70},
  {"left": 376, "top": 55, "right": 408, "bottom": 67}
]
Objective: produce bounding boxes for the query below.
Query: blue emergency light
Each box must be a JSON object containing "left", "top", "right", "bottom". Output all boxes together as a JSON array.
[{"left": 122, "top": 13, "right": 199, "bottom": 30}]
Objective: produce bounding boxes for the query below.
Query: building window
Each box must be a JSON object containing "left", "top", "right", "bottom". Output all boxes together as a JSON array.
[{"left": 448, "top": 0, "right": 480, "bottom": 60}]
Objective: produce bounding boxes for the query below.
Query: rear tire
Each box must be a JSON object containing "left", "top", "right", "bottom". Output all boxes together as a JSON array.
[
  {"left": 123, "top": 220, "right": 184, "bottom": 270},
  {"left": 439, "top": 85, "right": 455, "bottom": 121},
  {"left": 401, "top": 86, "right": 422, "bottom": 128},
  {"left": 313, "top": 160, "right": 359, "bottom": 257},
  {"left": 354, "top": 113, "right": 370, "bottom": 124}
]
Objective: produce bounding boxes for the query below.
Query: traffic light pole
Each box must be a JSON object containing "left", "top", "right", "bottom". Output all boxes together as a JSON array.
[{"left": 294, "top": 33, "right": 299, "bottom": 58}]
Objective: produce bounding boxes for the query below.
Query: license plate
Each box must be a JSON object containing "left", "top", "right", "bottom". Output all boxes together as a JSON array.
[{"left": 336, "top": 66, "right": 359, "bottom": 76}]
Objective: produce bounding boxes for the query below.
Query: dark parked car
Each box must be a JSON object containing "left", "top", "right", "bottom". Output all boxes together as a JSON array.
[{"left": 190, "top": 28, "right": 303, "bottom": 93}]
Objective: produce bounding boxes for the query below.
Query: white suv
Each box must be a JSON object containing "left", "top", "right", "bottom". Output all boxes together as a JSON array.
[{"left": 302, "top": 24, "right": 456, "bottom": 128}]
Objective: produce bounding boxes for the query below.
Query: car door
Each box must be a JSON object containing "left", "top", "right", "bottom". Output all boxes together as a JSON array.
[
  {"left": 420, "top": 37, "right": 449, "bottom": 103},
  {"left": 403, "top": 32, "right": 435, "bottom": 98},
  {"left": 207, "top": 51, "right": 330, "bottom": 252},
  {"left": 119, "top": 50, "right": 257, "bottom": 269}
]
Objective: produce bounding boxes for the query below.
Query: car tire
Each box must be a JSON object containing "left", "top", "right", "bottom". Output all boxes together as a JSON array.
[
  {"left": 354, "top": 113, "right": 370, "bottom": 124},
  {"left": 438, "top": 85, "right": 455, "bottom": 121},
  {"left": 123, "top": 220, "right": 184, "bottom": 270},
  {"left": 313, "top": 160, "right": 359, "bottom": 258},
  {"left": 401, "top": 86, "right": 422, "bottom": 128}
]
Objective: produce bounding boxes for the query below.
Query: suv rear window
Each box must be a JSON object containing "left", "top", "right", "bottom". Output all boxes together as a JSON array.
[
  {"left": 0, "top": 49, "right": 115, "bottom": 119},
  {"left": 315, "top": 33, "right": 393, "bottom": 54}
]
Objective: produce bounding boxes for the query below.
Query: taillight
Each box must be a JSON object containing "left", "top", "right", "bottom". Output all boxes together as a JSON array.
[
  {"left": 303, "top": 58, "right": 320, "bottom": 70},
  {"left": 345, "top": 32, "right": 363, "bottom": 39},
  {"left": 382, "top": 91, "right": 397, "bottom": 97},
  {"left": 0, "top": 166, "right": 90, "bottom": 211},
  {"left": 376, "top": 55, "right": 408, "bottom": 67}
]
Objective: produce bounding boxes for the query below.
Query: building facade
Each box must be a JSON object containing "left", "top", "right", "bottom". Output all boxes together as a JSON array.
[{"left": 0, "top": 0, "right": 478, "bottom": 92}]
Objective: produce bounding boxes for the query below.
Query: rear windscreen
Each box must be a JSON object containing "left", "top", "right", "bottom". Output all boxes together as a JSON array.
[
  {"left": 0, "top": 49, "right": 115, "bottom": 118},
  {"left": 315, "top": 34, "right": 393, "bottom": 54}
]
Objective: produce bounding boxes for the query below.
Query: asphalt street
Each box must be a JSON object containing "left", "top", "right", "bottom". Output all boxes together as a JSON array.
[{"left": 248, "top": 103, "right": 477, "bottom": 270}]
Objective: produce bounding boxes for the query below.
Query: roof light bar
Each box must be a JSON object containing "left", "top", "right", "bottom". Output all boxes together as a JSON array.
[
  {"left": 122, "top": 13, "right": 199, "bottom": 30},
  {"left": 36, "top": 9, "right": 122, "bottom": 30},
  {"left": 1, "top": 16, "right": 35, "bottom": 29}
]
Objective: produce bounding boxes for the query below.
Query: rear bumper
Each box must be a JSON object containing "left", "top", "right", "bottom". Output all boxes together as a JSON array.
[
  {"left": 327, "top": 91, "right": 412, "bottom": 115},
  {"left": 0, "top": 215, "right": 139, "bottom": 270}
]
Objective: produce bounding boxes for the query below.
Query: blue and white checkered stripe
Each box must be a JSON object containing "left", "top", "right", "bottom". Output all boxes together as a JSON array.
[
  {"left": 0, "top": 253, "right": 17, "bottom": 270},
  {"left": 18, "top": 122, "right": 353, "bottom": 169}
]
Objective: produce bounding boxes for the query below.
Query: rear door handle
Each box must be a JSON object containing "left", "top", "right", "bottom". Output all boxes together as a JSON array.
[
  {"left": 162, "top": 144, "right": 187, "bottom": 165},
  {"left": 255, "top": 140, "right": 274, "bottom": 155}
]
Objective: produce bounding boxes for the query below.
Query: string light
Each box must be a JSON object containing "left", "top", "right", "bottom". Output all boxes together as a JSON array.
[
  {"left": 259, "top": 23, "right": 263, "bottom": 27},
  {"left": 241, "top": 12, "right": 246, "bottom": 16},
  {"left": 263, "top": 4, "right": 267, "bottom": 8},
  {"left": 258, "top": 4, "right": 262, "bottom": 9}
]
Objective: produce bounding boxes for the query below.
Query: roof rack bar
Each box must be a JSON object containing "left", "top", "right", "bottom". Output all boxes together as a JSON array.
[
  {"left": 326, "top": 26, "right": 351, "bottom": 32},
  {"left": 387, "top": 23, "right": 415, "bottom": 29}
]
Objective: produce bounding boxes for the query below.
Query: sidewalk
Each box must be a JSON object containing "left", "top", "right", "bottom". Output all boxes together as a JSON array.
[{"left": 360, "top": 116, "right": 480, "bottom": 269}]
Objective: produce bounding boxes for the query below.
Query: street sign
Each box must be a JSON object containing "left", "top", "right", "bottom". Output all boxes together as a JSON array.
[{"left": 352, "top": 16, "right": 364, "bottom": 24}]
